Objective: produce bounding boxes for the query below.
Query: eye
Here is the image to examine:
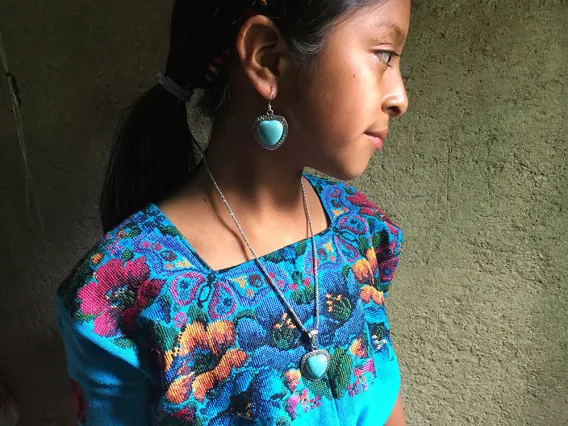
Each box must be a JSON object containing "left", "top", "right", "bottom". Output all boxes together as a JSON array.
[{"left": 374, "top": 50, "right": 400, "bottom": 67}]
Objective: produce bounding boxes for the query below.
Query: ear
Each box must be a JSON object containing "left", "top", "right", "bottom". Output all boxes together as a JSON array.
[{"left": 236, "top": 14, "right": 292, "bottom": 100}]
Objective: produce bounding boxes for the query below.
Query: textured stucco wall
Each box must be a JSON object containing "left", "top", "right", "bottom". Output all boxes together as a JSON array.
[
  {"left": 0, "top": 1, "right": 566, "bottom": 425},
  {"left": 369, "top": 2, "right": 568, "bottom": 424}
]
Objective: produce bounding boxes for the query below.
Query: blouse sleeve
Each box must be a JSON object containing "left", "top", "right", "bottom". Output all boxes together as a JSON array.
[
  {"left": 56, "top": 297, "right": 156, "bottom": 426},
  {"left": 342, "top": 183, "right": 404, "bottom": 298},
  {"left": 369, "top": 211, "right": 404, "bottom": 298}
]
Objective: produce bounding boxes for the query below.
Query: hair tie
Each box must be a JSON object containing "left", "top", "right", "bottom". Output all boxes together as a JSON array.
[{"left": 157, "top": 72, "right": 193, "bottom": 103}]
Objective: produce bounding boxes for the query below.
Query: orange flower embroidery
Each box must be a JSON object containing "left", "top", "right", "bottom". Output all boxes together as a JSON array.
[
  {"left": 360, "top": 285, "right": 385, "bottom": 305},
  {"left": 352, "top": 259, "right": 373, "bottom": 285},
  {"left": 349, "top": 336, "right": 368, "bottom": 359},
  {"left": 284, "top": 369, "right": 301, "bottom": 393},
  {"left": 164, "top": 320, "right": 248, "bottom": 404},
  {"left": 352, "top": 249, "right": 378, "bottom": 285}
]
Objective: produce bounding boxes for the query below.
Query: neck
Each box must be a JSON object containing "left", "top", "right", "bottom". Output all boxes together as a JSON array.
[{"left": 197, "top": 113, "right": 306, "bottom": 222}]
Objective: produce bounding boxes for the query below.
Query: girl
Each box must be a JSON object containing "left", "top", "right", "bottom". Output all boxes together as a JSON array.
[{"left": 56, "top": 0, "right": 410, "bottom": 424}]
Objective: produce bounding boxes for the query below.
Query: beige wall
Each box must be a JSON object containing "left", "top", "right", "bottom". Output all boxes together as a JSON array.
[{"left": 1, "top": 0, "right": 566, "bottom": 424}]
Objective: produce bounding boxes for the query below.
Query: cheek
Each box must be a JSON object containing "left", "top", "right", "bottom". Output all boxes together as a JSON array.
[
  {"left": 284, "top": 59, "right": 380, "bottom": 179},
  {"left": 284, "top": 49, "right": 380, "bottom": 168},
  {"left": 310, "top": 56, "right": 379, "bottom": 144}
]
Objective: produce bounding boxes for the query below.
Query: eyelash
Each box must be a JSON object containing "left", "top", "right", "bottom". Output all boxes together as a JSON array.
[{"left": 374, "top": 50, "right": 400, "bottom": 67}]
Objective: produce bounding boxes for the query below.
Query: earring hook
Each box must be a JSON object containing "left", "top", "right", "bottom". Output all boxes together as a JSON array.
[{"left": 267, "top": 89, "right": 275, "bottom": 115}]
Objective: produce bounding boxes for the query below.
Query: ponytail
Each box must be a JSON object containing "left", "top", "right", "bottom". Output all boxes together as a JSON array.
[
  {"left": 98, "top": 0, "right": 244, "bottom": 233},
  {"left": 99, "top": 86, "right": 197, "bottom": 233}
]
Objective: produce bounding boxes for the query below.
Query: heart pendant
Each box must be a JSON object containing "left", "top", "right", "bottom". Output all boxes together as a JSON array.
[
  {"left": 300, "top": 349, "right": 331, "bottom": 381},
  {"left": 253, "top": 114, "right": 288, "bottom": 150}
]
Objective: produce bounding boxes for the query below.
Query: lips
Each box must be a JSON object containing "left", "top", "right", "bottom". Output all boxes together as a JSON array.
[
  {"left": 365, "top": 129, "right": 389, "bottom": 140},
  {"left": 365, "top": 129, "right": 388, "bottom": 150}
]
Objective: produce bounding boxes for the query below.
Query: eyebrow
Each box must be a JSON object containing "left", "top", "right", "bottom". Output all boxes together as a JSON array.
[{"left": 374, "top": 20, "right": 407, "bottom": 45}]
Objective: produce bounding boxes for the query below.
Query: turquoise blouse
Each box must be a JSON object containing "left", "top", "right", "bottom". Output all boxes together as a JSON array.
[{"left": 56, "top": 174, "right": 404, "bottom": 425}]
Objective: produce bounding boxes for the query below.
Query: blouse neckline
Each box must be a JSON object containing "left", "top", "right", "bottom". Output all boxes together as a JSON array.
[{"left": 147, "top": 173, "right": 336, "bottom": 275}]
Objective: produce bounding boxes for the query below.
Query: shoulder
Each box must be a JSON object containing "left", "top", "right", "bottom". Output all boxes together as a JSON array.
[
  {"left": 305, "top": 173, "right": 401, "bottom": 228},
  {"left": 56, "top": 204, "right": 169, "bottom": 337},
  {"left": 305, "top": 173, "right": 404, "bottom": 260}
]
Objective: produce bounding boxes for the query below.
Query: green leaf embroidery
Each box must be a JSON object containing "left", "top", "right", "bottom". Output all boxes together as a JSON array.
[
  {"left": 372, "top": 232, "right": 383, "bottom": 250},
  {"left": 292, "top": 271, "right": 303, "bottom": 285},
  {"left": 122, "top": 248, "right": 134, "bottom": 261},
  {"left": 328, "top": 294, "right": 353, "bottom": 322},
  {"left": 290, "top": 291, "right": 303, "bottom": 305},
  {"left": 357, "top": 236, "right": 371, "bottom": 253},
  {"left": 341, "top": 264, "right": 352, "bottom": 280},
  {"left": 271, "top": 324, "right": 298, "bottom": 351},
  {"left": 264, "top": 251, "right": 284, "bottom": 264},
  {"left": 159, "top": 225, "right": 182, "bottom": 238},
  {"left": 304, "top": 284, "right": 315, "bottom": 300},
  {"left": 295, "top": 240, "right": 307, "bottom": 257},
  {"left": 377, "top": 281, "right": 391, "bottom": 293},
  {"left": 290, "top": 285, "right": 315, "bottom": 305},
  {"left": 113, "top": 337, "right": 137, "bottom": 349},
  {"left": 127, "top": 225, "right": 141, "bottom": 238},
  {"left": 371, "top": 322, "right": 388, "bottom": 341},
  {"left": 71, "top": 306, "right": 96, "bottom": 323},
  {"left": 327, "top": 347, "right": 353, "bottom": 399},
  {"left": 152, "top": 322, "right": 179, "bottom": 352},
  {"left": 234, "top": 309, "right": 257, "bottom": 323},
  {"left": 303, "top": 375, "right": 332, "bottom": 399},
  {"left": 187, "top": 306, "right": 208, "bottom": 325}
]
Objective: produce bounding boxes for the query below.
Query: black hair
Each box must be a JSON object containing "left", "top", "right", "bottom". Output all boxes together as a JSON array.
[{"left": 99, "top": 0, "right": 383, "bottom": 233}]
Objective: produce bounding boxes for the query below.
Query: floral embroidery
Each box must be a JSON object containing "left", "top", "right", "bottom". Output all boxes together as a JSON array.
[
  {"left": 164, "top": 319, "right": 248, "bottom": 404},
  {"left": 349, "top": 336, "right": 369, "bottom": 359},
  {"left": 287, "top": 388, "right": 322, "bottom": 419},
  {"left": 58, "top": 174, "right": 404, "bottom": 425},
  {"left": 77, "top": 257, "right": 163, "bottom": 337},
  {"left": 284, "top": 369, "right": 302, "bottom": 393}
]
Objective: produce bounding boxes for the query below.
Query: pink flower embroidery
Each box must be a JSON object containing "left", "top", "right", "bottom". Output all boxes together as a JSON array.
[
  {"left": 287, "top": 388, "right": 308, "bottom": 419},
  {"left": 377, "top": 255, "right": 399, "bottom": 283},
  {"left": 347, "top": 191, "right": 385, "bottom": 217},
  {"left": 78, "top": 257, "right": 164, "bottom": 337}
]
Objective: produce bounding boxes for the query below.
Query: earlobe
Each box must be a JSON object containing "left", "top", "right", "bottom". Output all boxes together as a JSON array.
[{"left": 236, "top": 14, "right": 289, "bottom": 100}]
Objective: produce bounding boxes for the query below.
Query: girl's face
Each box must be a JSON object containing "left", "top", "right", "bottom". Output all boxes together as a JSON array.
[{"left": 287, "top": 0, "right": 410, "bottom": 180}]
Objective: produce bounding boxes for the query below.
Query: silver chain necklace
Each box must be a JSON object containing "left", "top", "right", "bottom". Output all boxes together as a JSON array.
[{"left": 202, "top": 158, "right": 331, "bottom": 381}]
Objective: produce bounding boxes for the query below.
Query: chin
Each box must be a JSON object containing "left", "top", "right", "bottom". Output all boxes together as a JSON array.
[
  {"left": 334, "top": 168, "right": 367, "bottom": 182},
  {"left": 316, "top": 159, "right": 370, "bottom": 182}
]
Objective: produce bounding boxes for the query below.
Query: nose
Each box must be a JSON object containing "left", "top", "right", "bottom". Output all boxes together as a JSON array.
[{"left": 382, "top": 71, "right": 408, "bottom": 118}]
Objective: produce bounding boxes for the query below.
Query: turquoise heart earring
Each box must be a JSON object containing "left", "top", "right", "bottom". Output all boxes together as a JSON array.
[{"left": 252, "top": 92, "right": 288, "bottom": 150}]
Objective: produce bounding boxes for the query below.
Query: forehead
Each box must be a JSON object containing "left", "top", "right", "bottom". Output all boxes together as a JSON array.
[{"left": 338, "top": 0, "right": 411, "bottom": 41}]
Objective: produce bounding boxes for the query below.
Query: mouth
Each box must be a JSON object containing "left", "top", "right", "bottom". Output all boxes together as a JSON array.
[{"left": 364, "top": 129, "right": 388, "bottom": 150}]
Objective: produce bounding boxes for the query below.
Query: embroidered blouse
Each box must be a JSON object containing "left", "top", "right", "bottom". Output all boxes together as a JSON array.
[{"left": 56, "top": 174, "right": 404, "bottom": 426}]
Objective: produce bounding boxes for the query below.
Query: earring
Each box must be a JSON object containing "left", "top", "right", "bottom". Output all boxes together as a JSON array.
[{"left": 252, "top": 91, "right": 288, "bottom": 150}]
